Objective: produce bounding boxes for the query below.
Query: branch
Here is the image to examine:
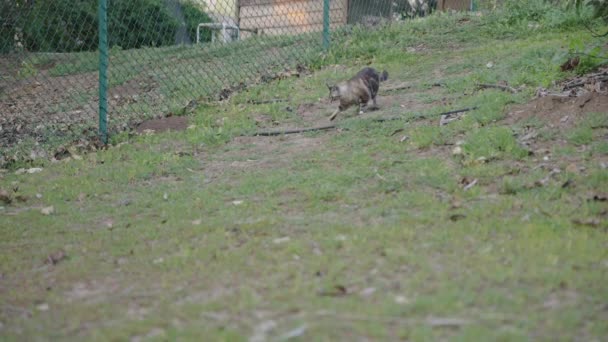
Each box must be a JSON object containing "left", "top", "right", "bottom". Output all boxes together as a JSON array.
[
  {"left": 252, "top": 124, "right": 337, "bottom": 136},
  {"left": 247, "top": 98, "right": 288, "bottom": 105},
  {"left": 476, "top": 83, "right": 518, "bottom": 94},
  {"left": 380, "top": 84, "right": 412, "bottom": 93},
  {"left": 582, "top": 19, "right": 608, "bottom": 38},
  {"left": 248, "top": 107, "right": 478, "bottom": 137}
]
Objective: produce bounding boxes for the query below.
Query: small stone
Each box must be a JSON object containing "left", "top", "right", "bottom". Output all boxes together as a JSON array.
[
  {"left": 40, "top": 206, "right": 54, "bottom": 215},
  {"left": 273, "top": 236, "right": 290, "bottom": 244},
  {"left": 395, "top": 295, "right": 409, "bottom": 304},
  {"left": 565, "top": 163, "right": 578, "bottom": 174}
]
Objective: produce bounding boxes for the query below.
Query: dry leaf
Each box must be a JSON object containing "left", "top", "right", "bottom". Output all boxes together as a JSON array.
[
  {"left": 279, "top": 324, "right": 307, "bottom": 340},
  {"left": 319, "top": 284, "right": 348, "bottom": 297},
  {"left": 273, "top": 236, "right": 290, "bottom": 244},
  {"left": 40, "top": 206, "right": 54, "bottom": 215},
  {"left": 463, "top": 178, "right": 478, "bottom": 191},
  {"left": 0, "top": 189, "right": 11, "bottom": 205},
  {"left": 449, "top": 214, "right": 467, "bottom": 221},
  {"left": 36, "top": 303, "right": 49, "bottom": 312},
  {"left": 359, "top": 287, "right": 376, "bottom": 297},
  {"left": 572, "top": 218, "right": 601, "bottom": 227},
  {"left": 394, "top": 295, "right": 409, "bottom": 304},
  {"left": 45, "top": 250, "right": 67, "bottom": 265}
]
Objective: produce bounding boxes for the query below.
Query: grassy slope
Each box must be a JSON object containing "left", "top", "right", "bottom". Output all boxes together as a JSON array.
[{"left": 1, "top": 12, "right": 607, "bottom": 341}]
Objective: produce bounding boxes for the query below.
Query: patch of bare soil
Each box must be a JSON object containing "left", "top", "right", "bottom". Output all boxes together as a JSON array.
[
  {"left": 505, "top": 91, "right": 608, "bottom": 129},
  {"left": 0, "top": 63, "right": 166, "bottom": 167},
  {"left": 135, "top": 115, "right": 189, "bottom": 134},
  {"left": 201, "top": 134, "right": 330, "bottom": 183}
]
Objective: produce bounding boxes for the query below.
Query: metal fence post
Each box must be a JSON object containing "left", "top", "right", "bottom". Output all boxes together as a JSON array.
[
  {"left": 323, "top": 0, "right": 330, "bottom": 51},
  {"left": 98, "top": 0, "right": 109, "bottom": 144}
]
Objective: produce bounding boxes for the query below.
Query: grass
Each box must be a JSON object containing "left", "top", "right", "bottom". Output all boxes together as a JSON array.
[{"left": 1, "top": 6, "right": 608, "bottom": 341}]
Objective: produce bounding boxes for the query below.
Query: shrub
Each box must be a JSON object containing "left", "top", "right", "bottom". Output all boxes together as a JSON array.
[
  {"left": 181, "top": 0, "right": 213, "bottom": 43},
  {"left": 1, "top": 0, "right": 214, "bottom": 52}
]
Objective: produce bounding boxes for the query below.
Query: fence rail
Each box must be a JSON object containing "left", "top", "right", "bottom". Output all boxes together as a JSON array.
[{"left": 0, "top": 0, "right": 476, "bottom": 167}]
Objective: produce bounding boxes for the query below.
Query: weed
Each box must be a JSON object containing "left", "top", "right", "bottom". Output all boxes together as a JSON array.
[{"left": 463, "top": 126, "right": 529, "bottom": 160}]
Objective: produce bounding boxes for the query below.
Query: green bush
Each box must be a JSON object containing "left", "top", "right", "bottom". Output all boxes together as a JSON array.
[
  {"left": 108, "top": 0, "right": 178, "bottom": 49},
  {"left": 1, "top": 0, "right": 213, "bottom": 53},
  {"left": 181, "top": 1, "right": 213, "bottom": 43}
]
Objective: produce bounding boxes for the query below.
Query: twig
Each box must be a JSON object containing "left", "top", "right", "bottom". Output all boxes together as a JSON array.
[
  {"left": 582, "top": 19, "right": 608, "bottom": 38},
  {"left": 252, "top": 124, "right": 337, "bottom": 136},
  {"left": 380, "top": 84, "right": 412, "bottom": 93},
  {"left": 436, "top": 107, "right": 478, "bottom": 117},
  {"left": 476, "top": 83, "right": 518, "bottom": 94},
  {"left": 312, "top": 311, "right": 472, "bottom": 327},
  {"left": 248, "top": 98, "right": 288, "bottom": 105},
  {"left": 563, "top": 75, "right": 608, "bottom": 91},
  {"left": 248, "top": 107, "right": 477, "bottom": 137}
]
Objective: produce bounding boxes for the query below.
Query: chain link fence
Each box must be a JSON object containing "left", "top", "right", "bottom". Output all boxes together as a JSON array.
[{"left": 0, "top": 0, "right": 481, "bottom": 167}]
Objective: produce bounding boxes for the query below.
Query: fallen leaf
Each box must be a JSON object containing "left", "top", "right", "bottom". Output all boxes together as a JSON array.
[
  {"left": 163, "top": 193, "right": 168, "bottom": 201},
  {"left": 40, "top": 206, "right": 54, "bottom": 215},
  {"left": 273, "top": 236, "right": 290, "bottom": 244},
  {"left": 279, "top": 324, "right": 307, "bottom": 340},
  {"left": 560, "top": 56, "right": 580, "bottom": 72},
  {"left": 390, "top": 128, "right": 404, "bottom": 136},
  {"left": 26, "top": 167, "right": 43, "bottom": 174},
  {"left": 486, "top": 61, "right": 494, "bottom": 68},
  {"left": 36, "top": 303, "right": 49, "bottom": 312},
  {"left": 77, "top": 193, "right": 87, "bottom": 202},
  {"left": 394, "top": 295, "right": 409, "bottom": 304},
  {"left": 426, "top": 317, "right": 470, "bottom": 327},
  {"left": 319, "top": 284, "right": 348, "bottom": 297},
  {"left": 452, "top": 146, "right": 463, "bottom": 155},
  {"left": 565, "top": 163, "right": 578, "bottom": 174},
  {"left": 572, "top": 218, "right": 601, "bottom": 227},
  {"left": 449, "top": 214, "right": 467, "bottom": 221},
  {"left": 250, "top": 320, "right": 277, "bottom": 342},
  {"left": 153, "top": 257, "right": 164, "bottom": 264},
  {"left": 45, "top": 250, "right": 67, "bottom": 265},
  {"left": 359, "top": 287, "right": 376, "bottom": 297},
  {"left": 399, "top": 135, "right": 409, "bottom": 142},
  {"left": 232, "top": 200, "right": 243, "bottom": 206},
  {"left": 463, "top": 178, "right": 478, "bottom": 191},
  {"left": 35, "top": 193, "right": 42, "bottom": 199},
  {"left": 192, "top": 219, "right": 202, "bottom": 225},
  {"left": 0, "top": 189, "right": 11, "bottom": 205}
]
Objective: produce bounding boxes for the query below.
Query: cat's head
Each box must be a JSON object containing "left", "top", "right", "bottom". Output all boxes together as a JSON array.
[{"left": 326, "top": 82, "right": 340, "bottom": 102}]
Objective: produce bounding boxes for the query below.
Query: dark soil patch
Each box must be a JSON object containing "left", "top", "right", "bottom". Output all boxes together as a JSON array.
[
  {"left": 136, "top": 116, "right": 189, "bottom": 134},
  {"left": 199, "top": 134, "right": 330, "bottom": 183},
  {"left": 505, "top": 91, "right": 608, "bottom": 129}
]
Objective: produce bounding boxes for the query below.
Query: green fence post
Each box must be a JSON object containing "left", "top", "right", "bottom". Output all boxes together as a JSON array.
[
  {"left": 98, "top": 0, "right": 109, "bottom": 144},
  {"left": 323, "top": 0, "right": 330, "bottom": 51}
]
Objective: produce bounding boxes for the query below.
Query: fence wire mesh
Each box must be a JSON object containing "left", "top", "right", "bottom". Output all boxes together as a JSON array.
[{"left": 0, "top": 0, "right": 480, "bottom": 167}]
